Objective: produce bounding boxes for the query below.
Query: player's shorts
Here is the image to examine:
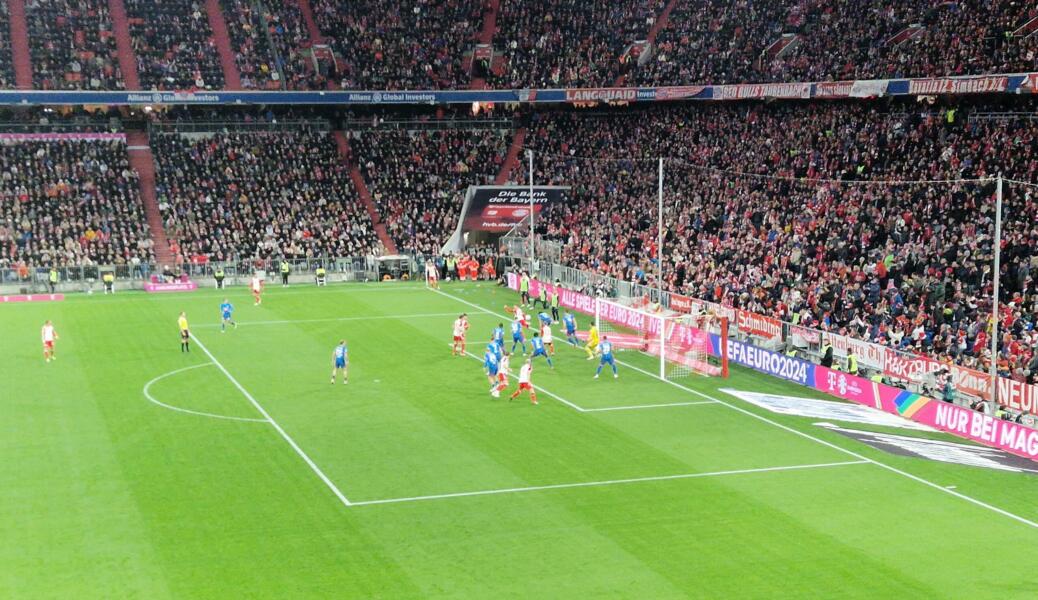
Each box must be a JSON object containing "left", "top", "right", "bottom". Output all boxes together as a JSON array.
[
  {"left": 453, "top": 335, "right": 464, "bottom": 342},
  {"left": 180, "top": 330, "right": 190, "bottom": 340},
  {"left": 222, "top": 313, "right": 232, "bottom": 320},
  {"left": 517, "top": 382, "right": 532, "bottom": 391},
  {"left": 542, "top": 336, "right": 553, "bottom": 344},
  {"left": 44, "top": 340, "right": 54, "bottom": 349},
  {"left": 487, "top": 365, "right": 499, "bottom": 377},
  {"left": 600, "top": 355, "right": 615, "bottom": 365},
  {"left": 532, "top": 348, "right": 548, "bottom": 358},
  {"left": 566, "top": 327, "right": 576, "bottom": 336},
  {"left": 497, "top": 372, "right": 507, "bottom": 383},
  {"left": 335, "top": 358, "right": 346, "bottom": 368}
]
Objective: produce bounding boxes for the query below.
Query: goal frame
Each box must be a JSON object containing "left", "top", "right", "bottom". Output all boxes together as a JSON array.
[{"left": 593, "top": 297, "right": 728, "bottom": 380}]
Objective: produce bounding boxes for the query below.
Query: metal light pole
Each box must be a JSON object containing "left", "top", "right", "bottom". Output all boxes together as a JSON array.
[
  {"left": 989, "top": 175, "right": 1003, "bottom": 412},
  {"left": 528, "top": 149, "right": 534, "bottom": 269}
]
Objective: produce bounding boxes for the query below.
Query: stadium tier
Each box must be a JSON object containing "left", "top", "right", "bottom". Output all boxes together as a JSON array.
[
  {"left": 0, "top": 133, "right": 154, "bottom": 268},
  {"left": 151, "top": 126, "right": 380, "bottom": 262},
  {"left": 0, "top": 0, "right": 1031, "bottom": 91},
  {"left": 352, "top": 126, "right": 511, "bottom": 254}
]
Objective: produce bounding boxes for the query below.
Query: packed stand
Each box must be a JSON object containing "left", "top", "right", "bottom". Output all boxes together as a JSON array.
[
  {"left": 884, "top": 0, "right": 1038, "bottom": 78},
  {"left": 353, "top": 127, "right": 509, "bottom": 254},
  {"left": 312, "top": 0, "right": 482, "bottom": 90},
  {"left": 0, "top": 137, "right": 154, "bottom": 269},
  {"left": 490, "top": 0, "right": 661, "bottom": 88},
  {"left": 637, "top": 0, "right": 796, "bottom": 87},
  {"left": 517, "top": 103, "right": 1038, "bottom": 381},
  {"left": 0, "top": 1, "right": 16, "bottom": 89},
  {"left": 25, "top": 0, "right": 122, "bottom": 90},
  {"left": 220, "top": 0, "right": 281, "bottom": 89},
  {"left": 126, "top": 0, "right": 225, "bottom": 90},
  {"left": 262, "top": 0, "right": 323, "bottom": 90},
  {"left": 638, "top": 0, "right": 1038, "bottom": 86},
  {"left": 151, "top": 129, "right": 380, "bottom": 262}
]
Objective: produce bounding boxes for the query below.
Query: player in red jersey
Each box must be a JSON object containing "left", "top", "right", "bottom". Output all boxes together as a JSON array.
[
  {"left": 251, "top": 275, "right": 264, "bottom": 305},
  {"left": 451, "top": 313, "right": 469, "bottom": 355},
  {"left": 425, "top": 261, "right": 439, "bottom": 289},
  {"left": 41, "top": 320, "right": 59, "bottom": 362},
  {"left": 509, "top": 358, "right": 538, "bottom": 405},
  {"left": 495, "top": 351, "right": 512, "bottom": 395}
]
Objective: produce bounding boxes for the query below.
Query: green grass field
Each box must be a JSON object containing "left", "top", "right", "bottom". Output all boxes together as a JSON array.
[{"left": 3, "top": 281, "right": 1038, "bottom": 599}]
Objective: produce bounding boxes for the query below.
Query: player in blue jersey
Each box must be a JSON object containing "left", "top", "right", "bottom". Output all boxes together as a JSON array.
[
  {"left": 331, "top": 340, "right": 349, "bottom": 384},
  {"left": 537, "top": 311, "right": 553, "bottom": 327},
  {"left": 484, "top": 346, "right": 501, "bottom": 397},
  {"left": 219, "top": 298, "right": 237, "bottom": 332},
  {"left": 488, "top": 336, "right": 504, "bottom": 361},
  {"left": 594, "top": 336, "right": 618, "bottom": 379},
  {"left": 530, "top": 332, "right": 554, "bottom": 368},
  {"left": 493, "top": 323, "right": 505, "bottom": 346},
  {"left": 562, "top": 310, "right": 579, "bottom": 346},
  {"left": 510, "top": 319, "right": 527, "bottom": 355}
]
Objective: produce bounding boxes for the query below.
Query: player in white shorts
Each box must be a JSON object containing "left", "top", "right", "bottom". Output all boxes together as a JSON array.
[{"left": 41, "top": 320, "right": 59, "bottom": 362}]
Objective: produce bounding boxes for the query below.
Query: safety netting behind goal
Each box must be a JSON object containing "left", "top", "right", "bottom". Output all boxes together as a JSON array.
[{"left": 594, "top": 297, "right": 728, "bottom": 379}]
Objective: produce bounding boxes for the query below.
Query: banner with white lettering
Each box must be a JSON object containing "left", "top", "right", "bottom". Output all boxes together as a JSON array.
[{"left": 736, "top": 310, "right": 782, "bottom": 341}]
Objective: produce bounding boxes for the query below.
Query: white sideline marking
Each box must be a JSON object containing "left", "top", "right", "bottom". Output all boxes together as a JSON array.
[
  {"left": 432, "top": 287, "right": 1038, "bottom": 530},
  {"left": 583, "top": 400, "right": 719, "bottom": 412},
  {"left": 194, "top": 312, "right": 460, "bottom": 329},
  {"left": 456, "top": 346, "right": 586, "bottom": 412},
  {"left": 190, "top": 332, "right": 353, "bottom": 507},
  {"left": 350, "top": 460, "right": 869, "bottom": 507},
  {"left": 143, "top": 363, "right": 270, "bottom": 423}
]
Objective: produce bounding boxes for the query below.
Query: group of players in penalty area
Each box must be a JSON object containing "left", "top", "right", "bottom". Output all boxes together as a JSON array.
[
  {"left": 170, "top": 275, "right": 351, "bottom": 384},
  {"left": 450, "top": 296, "right": 619, "bottom": 405}
]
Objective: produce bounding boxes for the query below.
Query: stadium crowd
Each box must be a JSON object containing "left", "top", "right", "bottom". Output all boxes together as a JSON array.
[
  {"left": 25, "top": 0, "right": 122, "bottom": 90},
  {"left": 637, "top": 0, "right": 1038, "bottom": 86},
  {"left": 151, "top": 128, "right": 381, "bottom": 263},
  {"left": 0, "top": 137, "right": 154, "bottom": 269},
  {"left": 312, "top": 0, "right": 482, "bottom": 90},
  {"left": 126, "top": 0, "right": 225, "bottom": 90},
  {"left": 0, "top": 1, "right": 16, "bottom": 89},
  {"left": 353, "top": 127, "right": 509, "bottom": 254},
  {"left": 489, "top": 0, "right": 661, "bottom": 88},
  {"left": 515, "top": 103, "right": 1038, "bottom": 380}
]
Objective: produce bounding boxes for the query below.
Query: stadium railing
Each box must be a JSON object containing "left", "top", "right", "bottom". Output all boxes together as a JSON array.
[
  {"left": 0, "top": 256, "right": 390, "bottom": 293},
  {"left": 502, "top": 255, "right": 1037, "bottom": 429}
]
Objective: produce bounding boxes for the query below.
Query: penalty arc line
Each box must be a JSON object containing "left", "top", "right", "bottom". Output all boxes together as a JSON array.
[
  {"left": 431, "top": 287, "right": 1038, "bottom": 530},
  {"left": 190, "top": 332, "right": 354, "bottom": 507},
  {"left": 143, "top": 363, "right": 270, "bottom": 423},
  {"left": 349, "top": 460, "right": 869, "bottom": 506}
]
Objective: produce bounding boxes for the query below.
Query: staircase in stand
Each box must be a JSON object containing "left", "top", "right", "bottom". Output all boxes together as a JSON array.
[
  {"left": 331, "top": 131, "right": 398, "bottom": 254},
  {"left": 126, "top": 131, "right": 175, "bottom": 267},
  {"left": 469, "top": 0, "right": 500, "bottom": 89},
  {"left": 495, "top": 128, "right": 527, "bottom": 185},
  {"left": 6, "top": 0, "right": 33, "bottom": 88},
  {"left": 108, "top": 0, "right": 141, "bottom": 88},
  {"left": 297, "top": 0, "right": 324, "bottom": 43},
  {"left": 613, "top": 0, "right": 679, "bottom": 86},
  {"left": 204, "top": 0, "right": 242, "bottom": 89}
]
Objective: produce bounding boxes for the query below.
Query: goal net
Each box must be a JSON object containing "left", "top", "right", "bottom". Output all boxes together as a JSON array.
[{"left": 594, "top": 297, "right": 728, "bottom": 380}]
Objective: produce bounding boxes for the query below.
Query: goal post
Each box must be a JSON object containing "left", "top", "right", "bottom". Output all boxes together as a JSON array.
[{"left": 593, "top": 297, "right": 728, "bottom": 380}]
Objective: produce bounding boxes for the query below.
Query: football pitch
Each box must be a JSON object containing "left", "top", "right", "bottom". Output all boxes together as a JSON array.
[{"left": 3, "top": 281, "right": 1038, "bottom": 598}]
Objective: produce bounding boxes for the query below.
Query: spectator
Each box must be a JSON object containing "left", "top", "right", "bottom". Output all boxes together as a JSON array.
[
  {"left": 126, "top": 0, "right": 225, "bottom": 90},
  {"left": 26, "top": 0, "right": 123, "bottom": 90}
]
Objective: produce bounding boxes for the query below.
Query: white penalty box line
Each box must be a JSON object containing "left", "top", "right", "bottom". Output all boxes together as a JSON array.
[
  {"left": 190, "top": 331, "right": 354, "bottom": 507},
  {"left": 351, "top": 460, "right": 869, "bottom": 507},
  {"left": 431, "top": 287, "right": 1038, "bottom": 530}
]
